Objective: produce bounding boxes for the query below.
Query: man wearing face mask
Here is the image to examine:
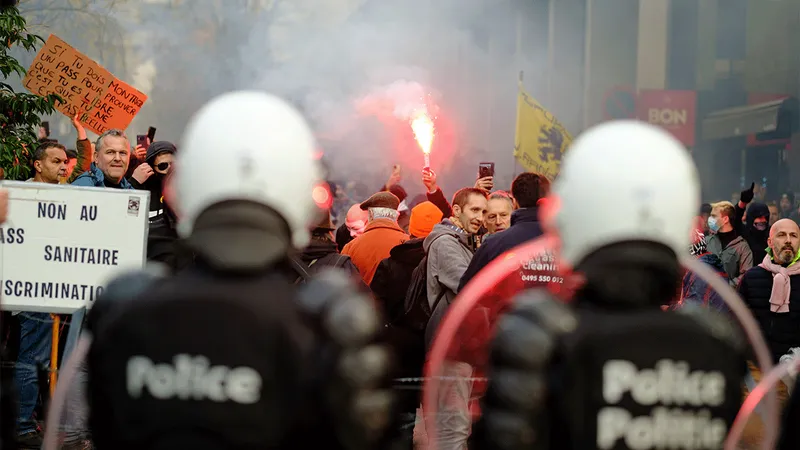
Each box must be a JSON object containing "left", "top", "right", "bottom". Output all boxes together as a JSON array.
[
  {"left": 706, "top": 201, "right": 753, "bottom": 288},
  {"left": 742, "top": 202, "right": 771, "bottom": 264},
  {"left": 128, "top": 141, "right": 182, "bottom": 268}
]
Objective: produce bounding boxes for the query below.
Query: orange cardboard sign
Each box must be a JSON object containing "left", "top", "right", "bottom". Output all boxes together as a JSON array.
[{"left": 23, "top": 35, "right": 147, "bottom": 135}]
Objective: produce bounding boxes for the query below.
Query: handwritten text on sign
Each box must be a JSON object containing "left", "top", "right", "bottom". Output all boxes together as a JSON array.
[
  {"left": 0, "top": 182, "right": 149, "bottom": 314},
  {"left": 23, "top": 35, "right": 148, "bottom": 135}
]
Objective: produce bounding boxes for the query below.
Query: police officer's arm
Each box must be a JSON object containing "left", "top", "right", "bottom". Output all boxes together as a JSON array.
[{"left": 475, "top": 291, "right": 575, "bottom": 450}]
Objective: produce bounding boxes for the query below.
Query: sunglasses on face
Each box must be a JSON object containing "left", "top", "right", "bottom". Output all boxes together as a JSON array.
[{"left": 156, "top": 162, "right": 171, "bottom": 171}]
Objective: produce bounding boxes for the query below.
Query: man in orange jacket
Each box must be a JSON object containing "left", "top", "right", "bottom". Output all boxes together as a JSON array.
[{"left": 342, "top": 191, "right": 409, "bottom": 285}]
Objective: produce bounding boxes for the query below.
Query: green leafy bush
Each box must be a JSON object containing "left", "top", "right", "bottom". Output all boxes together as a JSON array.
[{"left": 0, "top": 5, "right": 60, "bottom": 180}]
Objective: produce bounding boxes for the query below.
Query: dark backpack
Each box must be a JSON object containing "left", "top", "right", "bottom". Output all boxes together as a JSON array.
[{"left": 400, "top": 235, "right": 447, "bottom": 332}]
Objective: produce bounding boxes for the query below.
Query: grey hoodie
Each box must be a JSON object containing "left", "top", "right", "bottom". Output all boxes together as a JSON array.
[
  {"left": 706, "top": 233, "right": 753, "bottom": 288},
  {"left": 424, "top": 220, "right": 475, "bottom": 321},
  {"left": 422, "top": 219, "right": 476, "bottom": 450}
]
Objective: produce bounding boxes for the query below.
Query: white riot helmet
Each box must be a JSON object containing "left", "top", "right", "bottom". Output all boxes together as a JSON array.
[
  {"left": 174, "top": 91, "right": 320, "bottom": 249},
  {"left": 547, "top": 120, "right": 700, "bottom": 268}
]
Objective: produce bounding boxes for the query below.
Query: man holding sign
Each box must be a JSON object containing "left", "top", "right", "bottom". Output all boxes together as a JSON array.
[
  {"left": 11, "top": 142, "right": 69, "bottom": 448},
  {"left": 71, "top": 130, "right": 133, "bottom": 190}
]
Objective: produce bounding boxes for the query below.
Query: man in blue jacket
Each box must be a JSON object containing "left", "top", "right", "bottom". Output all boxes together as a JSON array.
[
  {"left": 71, "top": 129, "right": 134, "bottom": 189},
  {"left": 458, "top": 172, "right": 550, "bottom": 291}
]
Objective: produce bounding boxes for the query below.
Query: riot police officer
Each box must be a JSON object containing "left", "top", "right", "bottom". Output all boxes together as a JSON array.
[
  {"left": 71, "top": 92, "right": 393, "bottom": 450},
  {"left": 472, "top": 121, "right": 749, "bottom": 450}
]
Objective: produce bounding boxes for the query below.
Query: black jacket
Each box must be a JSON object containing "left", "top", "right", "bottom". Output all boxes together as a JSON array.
[
  {"left": 458, "top": 207, "right": 543, "bottom": 292},
  {"left": 739, "top": 265, "right": 800, "bottom": 362},
  {"left": 370, "top": 238, "right": 427, "bottom": 414},
  {"left": 129, "top": 175, "right": 190, "bottom": 271},
  {"left": 300, "top": 239, "right": 360, "bottom": 278},
  {"left": 370, "top": 238, "right": 425, "bottom": 323},
  {"left": 426, "top": 188, "right": 452, "bottom": 218},
  {"left": 735, "top": 202, "right": 769, "bottom": 265},
  {"left": 335, "top": 224, "right": 353, "bottom": 252},
  {"left": 86, "top": 262, "right": 334, "bottom": 449}
]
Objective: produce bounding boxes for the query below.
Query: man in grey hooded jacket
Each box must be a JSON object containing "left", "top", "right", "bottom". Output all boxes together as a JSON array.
[
  {"left": 706, "top": 201, "right": 753, "bottom": 288},
  {"left": 423, "top": 187, "right": 488, "bottom": 450}
]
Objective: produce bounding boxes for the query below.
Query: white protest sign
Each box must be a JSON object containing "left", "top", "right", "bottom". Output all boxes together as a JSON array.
[{"left": 0, "top": 181, "right": 149, "bottom": 314}]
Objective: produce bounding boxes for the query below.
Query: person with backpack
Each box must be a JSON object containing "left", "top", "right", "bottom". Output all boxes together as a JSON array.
[
  {"left": 371, "top": 201, "right": 444, "bottom": 324},
  {"left": 369, "top": 201, "right": 443, "bottom": 447},
  {"left": 423, "top": 187, "right": 488, "bottom": 450}
]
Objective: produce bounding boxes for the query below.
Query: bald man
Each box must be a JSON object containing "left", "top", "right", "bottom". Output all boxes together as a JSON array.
[
  {"left": 335, "top": 204, "right": 369, "bottom": 251},
  {"left": 738, "top": 218, "right": 800, "bottom": 362}
]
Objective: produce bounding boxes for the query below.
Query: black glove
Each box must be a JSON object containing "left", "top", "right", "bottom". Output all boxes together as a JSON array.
[
  {"left": 740, "top": 182, "right": 755, "bottom": 204},
  {"left": 297, "top": 269, "right": 394, "bottom": 450}
]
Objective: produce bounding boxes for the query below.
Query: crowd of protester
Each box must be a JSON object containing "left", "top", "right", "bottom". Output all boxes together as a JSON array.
[
  {"left": 4, "top": 113, "right": 800, "bottom": 449},
  {"left": 682, "top": 183, "right": 800, "bottom": 365}
]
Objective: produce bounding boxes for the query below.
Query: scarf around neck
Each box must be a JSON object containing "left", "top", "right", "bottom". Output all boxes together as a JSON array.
[{"left": 760, "top": 253, "right": 800, "bottom": 313}]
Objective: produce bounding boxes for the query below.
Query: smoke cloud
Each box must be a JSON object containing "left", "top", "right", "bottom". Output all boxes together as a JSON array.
[{"left": 17, "top": 0, "right": 549, "bottom": 192}]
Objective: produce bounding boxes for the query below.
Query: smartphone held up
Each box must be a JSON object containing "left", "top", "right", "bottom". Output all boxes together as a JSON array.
[{"left": 479, "top": 162, "right": 495, "bottom": 179}]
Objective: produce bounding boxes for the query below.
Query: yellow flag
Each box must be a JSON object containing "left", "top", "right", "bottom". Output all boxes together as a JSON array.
[{"left": 514, "top": 86, "right": 573, "bottom": 180}]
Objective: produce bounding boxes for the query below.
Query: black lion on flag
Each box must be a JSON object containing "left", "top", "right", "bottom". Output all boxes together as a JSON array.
[{"left": 538, "top": 126, "right": 565, "bottom": 163}]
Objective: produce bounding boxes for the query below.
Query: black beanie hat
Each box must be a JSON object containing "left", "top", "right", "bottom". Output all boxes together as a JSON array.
[
  {"left": 746, "top": 202, "right": 770, "bottom": 225},
  {"left": 145, "top": 141, "right": 176, "bottom": 163}
]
